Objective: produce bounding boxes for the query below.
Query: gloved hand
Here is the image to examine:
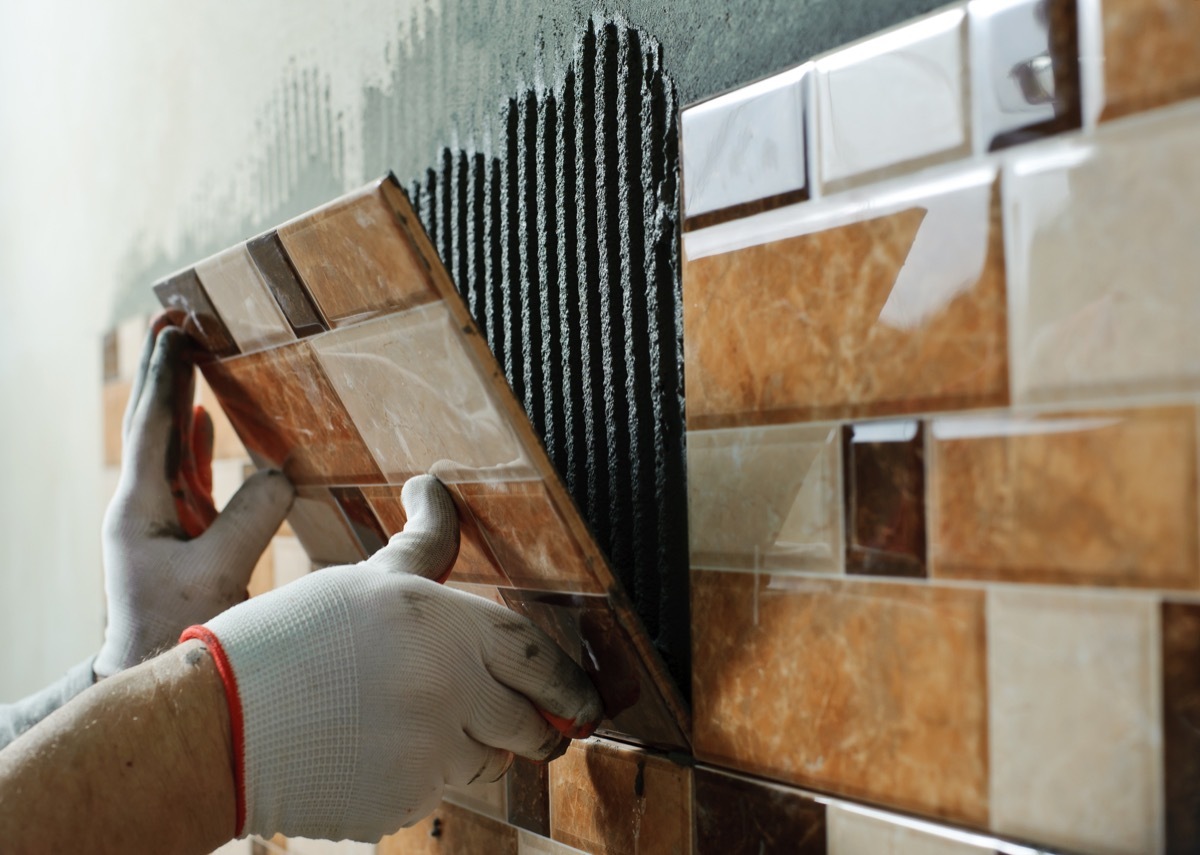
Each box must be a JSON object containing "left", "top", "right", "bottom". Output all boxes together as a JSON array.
[
  {"left": 182, "top": 476, "right": 604, "bottom": 843},
  {"left": 95, "top": 321, "right": 295, "bottom": 679}
]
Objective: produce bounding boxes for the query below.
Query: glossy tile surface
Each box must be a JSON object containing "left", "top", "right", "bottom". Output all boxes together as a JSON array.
[
  {"left": 506, "top": 757, "right": 550, "bottom": 837},
  {"left": 693, "top": 768, "right": 825, "bottom": 855},
  {"left": 1006, "top": 105, "right": 1200, "bottom": 403},
  {"left": 287, "top": 487, "right": 365, "bottom": 567},
  {"left": 196, "top": 245, "right": 295, "bottom": 353},
  {"left": 692, "top": 571, "right": 988, "bottom": 824},
  {"left": 153, "top": 268, "right": 240, "bottom": 358},
  {"left": 684, "top": 170, "right": 1008, "bottom": 427},
  {"left": 814, "top": 9, "right": 969, "bottom": 189},
  {"left": 826, "top": 804, "right": 985, "bottom": 855},
  {"left": 1162, "top": 602, "right": 1200, "bottom": 853},
  {"left": 549, "top": 739, "right": 691, "bottom": 855},
  {"left": 989, "top": 589, "right": 1160, "bottom": 854},
  {"left": 687, "top": 423, "right": 841, "bottom": 573},
  {"left": 1100, "top": 0, "right": 1200, "bottom": 121},
  {"left": 329, "top": 486, "right": 388, "bottom": 556},
  {"left": 378, "top": 801, "right": 518, "bottom": 855},
  {"left": 517, "top": 831, "right": 587, "bottom": 855},
  {"left": 278, "top": 185, "right": 436, "bottom": 327},
  {"left": 681, "top": 65, "right": 808, "bottom": 220},
  {"left": 930, "top": 407, "right": 1199, "bottom": 588},
  {"left": 843, "top": 420, "right": 926, "bottom": 578},
  {"left": 246, "top": 232, "right": 328, "bottom": 337}
]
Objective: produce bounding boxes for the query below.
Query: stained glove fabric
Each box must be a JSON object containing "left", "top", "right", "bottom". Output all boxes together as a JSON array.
[{"left": 183, "top": 476, "right": 603, "bottom": 843}]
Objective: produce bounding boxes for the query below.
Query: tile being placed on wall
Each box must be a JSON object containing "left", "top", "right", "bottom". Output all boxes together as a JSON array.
[
  {"left": 287, "top": 487, "right": 366, "bottom": 568},
  {"left": 312, "top": 304, "right": 536, "bottom": 484},
  {"left": 1006, "top": 103, "right": 1200, "bottom": 404},
  {"left": 687, "top": 423, "right": 841, "bottom": 573},
  {"left": 826, "top": 804, "right": 991, "bottom": 855},
  {"left": 989, "top": 589, "right": 1160, "bottom": 854},
  {"left": 814, "top": 8, "right": 969, "bottom": 190},
  {"left": 684, "top": 166, "right": 1007, "bottom": 427},
  {"left": 329, "top": 486, "right": 388, "bottom": 556},
  {"left": 1163, "top": 602, "right": 1200, "bottom": 853},
  {"left": 693, "top": 767, "right": 825, "bottom": 855},
  {"left": 378, "top": 801, "right": 518, "bottom": 855},
  {"left": 929, "top": 407, "right": 1200, "bottom": 589},
  {"left": 153, "top": 268, "right": 240, "bottom": 358},
  {"left": 549, "top": 738, "right": 692, "bottom": 855},
  {"left": 692, "top": 571, "right": 988, "bottom": 825},
  {"left": 681, "top": 64, "right": 809, "bottom": 223},
  {"left": 843, "top": 420, "right": 926, "bottom": 578},
  {"left": 195, "top": 244, "right": 295, "bottom": 353},
  {"left": 1098, "top": 0, "right": 1200, "bottom": 121},
  {"left": 278, "top": 182, "right": 437, "bottom": 327},
  {"left": 506, "top": 757, "right": 549, "bottom": 837},
  {"left": 246, "top": 231, "right": 329, "bottom": 337}
]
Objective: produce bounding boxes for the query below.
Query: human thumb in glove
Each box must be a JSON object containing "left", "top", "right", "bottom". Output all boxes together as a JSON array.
[{"left": 95, "top": 319, "right": 295, "bottom": 679}]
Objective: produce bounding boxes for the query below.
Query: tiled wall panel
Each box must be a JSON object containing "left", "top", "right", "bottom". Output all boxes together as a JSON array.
[
  {"left": 692, "top": 768, "right": 825, "bottom": 855},
  {"left": 1098, "top": 0, "right": 1200, "bottom": 121}
]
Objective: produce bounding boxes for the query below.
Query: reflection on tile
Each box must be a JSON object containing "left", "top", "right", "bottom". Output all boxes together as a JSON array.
[
  {"left": 500, "top": 590, "right": 689, "bottom": 750},
  {"left": 103, "top": 381, "right": 130, "bottom": 467},
  {"left": 692, "top": 571, "right": 987, "bottom": 824},
  {"left": 378, "top": 801, "right": 518, "bottom": 855},
  {"left": 201, "top": 342, "right": 383, "bottom": 485},
  {"left": 517, "top": 830, "right": 587, "bottom": 855},
  {"left": 684, "top": 170, "right": 1007, "bottom": 427},
  {"left": 827, "top": 804, "right": 984, "bottom": 855},
  {"left": 969, "top": 0, "right": 1079, "bottom": 150},
  {"left": 1006, "top": 105, "right": 1200, "bottom": 403},
  {"left": 196, "top": 245, "right": 295, "bottom": 353},
  {"left": 930, "top": 407, "right": 1199, "bottom": 588},
  {"left": 681, "top": 65, "right": 808, "bottom": 221},
  {"left": 687, "top": 424, "right": 841, "bottom": 573},
  {"left": 153, "top": 268, "right": 240, "bottom": 358},
  {"left": 693, "top": 767, "right": 825, "bottom": 855},
  {"left": 989, "top": 589, "right": 1159, "bottom": 853},
  {"left": 329, "top": 486, "right": 388, "bottom": 556},
  {"left": 443, "top": 773, "right": 506, "bottom": 821},
  {"left": 246, "top": 232, "right": 328, "bottom": 337},
  {"left": 814, "top": 9, "right": 969, "bottom": 189},
  {"left": 361, "top": 485, "right": 508, "bottom": 586},
  {"left": 1100, "top": 0, "right": 1200, "bottom": 121},
  {"left": 456, "top": 481, "right": 600, "bottom": 593},
  {"left": 278, "top": 184, "right": 436, "bottom": 327},
  {"left": 195, "top": 373, "right": 247, "bottom": 461},
  {"left": 1162, "top": 602, "right": 1200, "bottom": 853},
  {"left": 843, "top": 420, "right": 926, "bottom": 577},
  {"left": 506, "top": 757, "right": 549, "bottom": 837},
  {"left": 312, "top": 305, "right": 534, "bottom": 483},
  {"left": 549, "top": 739, "right": 691, "bottom": 855},
  {"left": 287, "top": 488, "right": 365, "bottom": 568}
]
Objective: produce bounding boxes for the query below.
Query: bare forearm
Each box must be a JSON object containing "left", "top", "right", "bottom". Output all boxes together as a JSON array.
[{"left": 0, "top": 640, "right": 236, "bottom": 854}]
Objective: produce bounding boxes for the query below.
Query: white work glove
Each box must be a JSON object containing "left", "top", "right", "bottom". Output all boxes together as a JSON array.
[
  {"left": 96, "top": 321, "right": 295, "bottom": 679},
  {"left": 182, "top": 476, "right": 603, "bottom": 843}
]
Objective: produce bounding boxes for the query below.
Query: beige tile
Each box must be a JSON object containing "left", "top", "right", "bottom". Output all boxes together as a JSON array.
[
  {"left": 246, "top": 538, "right": 275, "bottom": 598},
  {"left": 442, "top": 774, "right": 506, "bottom": 821},
  {"left": 827, "top": 804, "right": 987, "bottom": 855},
  {"left": 210, "top": 458, "right": 250, "bottom": 512},
  {"left": 115, "top": 313, "right": 149, "bottom": 382},
  {"left": 517, "top": 830, "right": 587, "bottom": 854},
  {"left": 102, "top": 381, "right": 130, "bottom": 467},
  {"left": 195, "top": 244, "right": 294, "bottom": 353},
  {"left": 378, "top": 801, "right": 518, "bottom": 855},
  {"left": 271, "top": 535, "right": 313, "bottom": 588},
  {"left": 1100, "top": 0, "right": 1200, "bottom": 121},
  {"left": 989, "top": 589, "right": 1160, "bottom": 854},
  {"left": 283, "top": 840, "right": 373, "bottom": 855},
  {"left": 687, "top": 423, "right": 841, "bottom": 573},
  {"left": 1006, "top": 103, "right": 1200, "bottom": 404}
]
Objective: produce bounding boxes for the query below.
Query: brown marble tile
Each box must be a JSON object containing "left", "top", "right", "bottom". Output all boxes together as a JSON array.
[
  {"left": 549, "top": 739, "right": 691, "bottom": 855},
  {"left": 500, "top": 590, "right": 689, "bottom": 751},
  {"left": 843, "top": 421, "right": 926, "bottom": 578},
  {"left": 361, "top": 485, "right": 508, "bottom": 586},
  {"left": 329, "top": 486, "right": 388, "bottom": 556},
  {"left": 378, "top": 801, "right": 518, "bottom": 855},
  {"left": 506, "top": 757, "right": 550, "bottom": 837},
  {"left": 456, "top": 481, "right": 601, "bottom": 593},
  {"left": 153, "top": 268, "right": 240, "bottom": 359},
  {"left": 200, "top": 341, "right": 383, "bottom": 486},
  {"left": 929, "top": 407, "right": 1200, "bottom": 589},
  {"left": 683, "top": 173, "right": 1007, "bottom": 428},
  {"left": 287, "top": 487, "right": 365, "bottom": 567},
  {"left": 1101, "top": 0, "right": 1200, "bottom": 121},
  {"left": 278, "top": 183, "right": 437, "bottom": 327},
  {"left": 103, "top": 381, "right": 130, "bottom": 467},
  {"left": 692, "top": 571, "right": 988, "bottom": 825},
  {"left": 1163, "top": 601, "right": 1200, "bottom": 853},
  {"left": 246, "top": 231, "right": 328, "bottom": 337},
  {"left": 693, "top": 767, "right": 825, "bottom": 855},
  {"left": 102, "top": 330, "right": 119, "bottom": 382}
]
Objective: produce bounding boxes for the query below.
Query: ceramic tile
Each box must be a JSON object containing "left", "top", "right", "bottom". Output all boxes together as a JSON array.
[
  {"left": 549, "top": 739, "right": 691, "bottom": 855},
  {"left": 271, "top": 535, "right": 312, "bottom": 588},
  {"left": 1162, "top": 602, "right": 1200, "bottom": 853},
  {"left": 506, "top": 757, "right": 550, "bottom": 837},
  {"left": 361, "top": 485, "right": 508, "bottom": 586},
  {"left": 246, "top": 540, "right": 274, "bottom": 598},
  {"left": 1099, "top": 0, "right": 1200, "bottom": 121},
  {"left": 442, "top": 774, "right": 506, "bottom": 821},
  {"left": 455, "top": 481, "right": 601, "bottom": 593},
  {"left": 693, "top": 767, "right": 825, "bottom": 855},
  {"left": 377, "top": 801, "right": 518, "bottom": 855},
  {"left": 1006, "top": 104, "right": 1200, "bottom": 404},
  {"left": 329, "top": 486, "right": 388, "bottom": 556},
  {"left": 989, "top": 589, "right": 1160, "bottom": 854},
  {"left": 681, "top": 64, "right": 809, "bottom": 222},
  {"left": 103, "top": 381, "right": 130, "bottom": 467},
  {"left": 102, "top": 330, "right": 118, "bottom": 382},
  {"left": 312, "top": 305, "right": 536, "bottom": 484},
  {"left": 843, "top": 420, "right": 926, "bottom": 578},
  {"left": 246, "top": 231, "right": 329, "bottom": 337},
  {"left": 286, "top": 488, "right": 365, "bottom": 568},
  {"left": 278, "top": 184, "right": 437, "bottom": 327},
  {"left": 200, "top": 341, "right": 383, "bottom": 485},
  {"left": 115, "top": 314, "right": 150, "bottom": 382},
  {"left": 684, "top": 168, "right": 1008, "bottom": 427},
  {"left": 814, "top": 9, "right": 969, "bottom": 189},
  {"left": 686, "top": 423, "right": 841, "bottom": 573},
  {"left": 692, "top": 571, "right": 988, "bottom": 825},
  {"left": 929, "top": 407, "right": 1200, "bottom": 589},
  {"left": 285, "top": 839, "right": 374, "bottom": 855},
  {"left": 153, "top": 268, "right": 240, "bottom": 359},
  {"left": 517, "top": 830, "right": 587, "bottom": 855},
  {"left": 500, "top": 590, "right": 689, "bottom": 751},
  {"left": 826, "top": 804, "right": 988, "bottom": 855},
  {"left": 195, "top": 373, "right": 248, "bottom": 461},
  {"left": 195, "top": 244, "right": 295, "bottom": 353},
  {"left": 969, "top": 0, "right": 1080, "bottom": 151}
]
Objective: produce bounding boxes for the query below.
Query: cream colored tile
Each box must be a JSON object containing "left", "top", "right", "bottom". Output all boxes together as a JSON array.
[
  {"left": 284, "top": 839, "right": 373, "bottom": 855},
  {"left": 518, "top": 830, "right": 587, "bottom": 855},
  {"left": 210, "top": 458, "right": 250, "bottom": 512},
  {"left": 272, "top": 535, "right": 313, "bottom": 588},
  {"left": 195, "top": 244, "right": 294, "bottom": 353},
  {"left": 443, "top": 774, "right": 506, "bottom": 820},
  {"left": 116, "top": 313, "right": 150, "bottom": 382},
  {"left": 827, "top": 804, "right": 987, "bottom": 855},
  {"left": 989, "top": 589, "right": 1160, "bottom": 854}
]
